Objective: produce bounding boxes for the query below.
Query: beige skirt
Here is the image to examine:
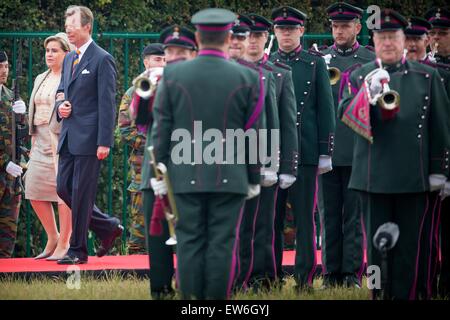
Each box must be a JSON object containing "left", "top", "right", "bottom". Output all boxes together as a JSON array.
[{"left": 24, "top": 124, "right": 61, "bottom": 203}]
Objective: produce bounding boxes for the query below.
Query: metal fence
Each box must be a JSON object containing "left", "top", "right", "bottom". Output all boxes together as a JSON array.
[{"left": 0, "top": 28, "right": 370, "bottom": 257}]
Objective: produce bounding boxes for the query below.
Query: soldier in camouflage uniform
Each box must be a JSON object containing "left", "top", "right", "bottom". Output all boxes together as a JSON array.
[
  {"left": 0, "top": 51, "right": 27, "bottom": 258},
  {"left": 118, "top": 43, "right": 165, "bottom": 254}
]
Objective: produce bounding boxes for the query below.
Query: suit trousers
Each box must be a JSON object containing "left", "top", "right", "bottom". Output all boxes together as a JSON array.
[{"left": 56, "top": 141, "right": 118, "bottom": 259}]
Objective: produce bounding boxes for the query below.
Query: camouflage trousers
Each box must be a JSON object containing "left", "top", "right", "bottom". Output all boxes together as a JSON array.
[
  {"left": 128, "top": 191, "right": 146, "bottom": 254},
  {"left": 0, "top": 183, "right": 21, "bottom": 258}
]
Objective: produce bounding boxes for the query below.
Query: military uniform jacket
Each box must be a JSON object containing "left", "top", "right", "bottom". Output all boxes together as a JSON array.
[
  {"left": 271, "top": 48, "right": 336, "bottom": 166},
  {"left": 339, "top": 60, "right": 450, "bottom": 193},
  {"left": 236, "top": 58, "right": 279, "bottom": 172},
  {"left": 262, "top": 60, "right": 299, "bottom": 176},
  {"left": 118, "top": 85, "right": 147, "bottom": 192},
  {"left": 0, "top": 86, "right": 19, "bottom": 193},
  {"left": 150, "top": 52, "right": 264, "bottom": 195},
  {"left": 321, "top": 44, "right": 375, "bottom": 166},
  {"left": 420, "top": 58, "right": 450, "bottom": 98}
]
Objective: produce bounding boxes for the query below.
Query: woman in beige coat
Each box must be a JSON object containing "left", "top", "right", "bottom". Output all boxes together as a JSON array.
[{"left": 25, "top": 33, "right": 73, "bottom": 260}]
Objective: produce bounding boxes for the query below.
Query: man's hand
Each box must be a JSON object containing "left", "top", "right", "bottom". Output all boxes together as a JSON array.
[
  {"left": 97, "top": 146, "right": 110, "bottom": 160},
  {"left": 246, "top": 184, "right": 261, "bottom": 200},
  {"left": 279, "top": 174, "right": 296, "bottom": 189},
  {"left": 150, "top": 178, "right": 168, "bottom": 196},
  {"left": 6, "top": 161, "right": 23, "bottom": 178},
  {"left": 12, "top": 100, "right": 26, "bottom": 114},
  {"left": 58, "top": 101, "right": 72, "bottom": 118},
  {"left": 318, "top": 155, "right": 333, "bottom": 175},
  {"left": 369, "top": 69, "right": 390, "bottom": 103},
  {"left": 261, "top": 169, "right": 278, "bottom": 187},
  {"left": 429, "top": 174, "right": 447, "bottom": 192}
]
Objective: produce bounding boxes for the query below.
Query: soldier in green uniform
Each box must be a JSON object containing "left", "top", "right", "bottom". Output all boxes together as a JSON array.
[
  {"left": 118, "top": 43, "right": 165, "bottom": 254},
  {"left": 138, "top": 27, "right": 197, "bottom": 299},
  {"left": 425, "top": 7, "right": 450, "bottom": 298},
  {"left": 149, "top": 8, "right": 264, "bottom": 299},
  {"left": 404, "top": 16, "right": 450, "bottom": 299},
  {"left": 236, "top": 13, "right": 298, "bottom": 289},
  {"left": 339, "top": 9, "right": 450, "bottom": 299},
  {"left": 270, "top": 6, "right": 336, "bottom": 290},
  {"left": 0, "top": 51, "right": 27, "bottom": 257},
  {"left": 318, "top": 2, "right": 375, "bottom": 288},
  {"left": 426, "top": 7, "right": 450, "bottom": 65}
]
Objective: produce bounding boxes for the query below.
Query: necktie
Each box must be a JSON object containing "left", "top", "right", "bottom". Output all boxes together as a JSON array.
[{"left": 72, "top": 49, "right": 81, "bottom": 76}]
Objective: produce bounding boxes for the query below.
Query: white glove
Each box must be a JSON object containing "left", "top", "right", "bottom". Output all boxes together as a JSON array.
[
  {"left": 440, "top": 181, "right": 450, "bottom": 200},
  {"left": 279, "top": 174, "right": 296, "bottom": 189},
  {"left": 6, "top": 161, "right": 23, "bottom": 178},
  {"left": 318, "top": 155, "right": 333, "bottom": 175},
  {"left": 261, "top": 169, "right": 278, "bottom": 187},
  {"left": 12, "top": 100, "right": 26, "bottom": 114},
  {"left": 429, "top": 174, "right": 447, "bottom": 192},
  {"left": 246, "top": 184, "right": 261, "bottom": 200},
  {"left": 369, "top": 69, "right": 390, "bottom": 102},
  {"left": 148, "top": 67, "right": 164, "bottom": 86},
  {"left": 150, "top": 178, "right": 168, "bottom": 196},
  {"left": 323, "top": 54, "right": 332, "bottom": 65}
]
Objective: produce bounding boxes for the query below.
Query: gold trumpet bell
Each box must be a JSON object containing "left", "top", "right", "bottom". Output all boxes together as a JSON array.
[
  {"left": 134, "top": 76, "right": 152, "bottom": 99},
  {"left": 329, "top": 67, "right": 341, "bottom": 85},
  {"left": 379, "top": 90, "right": 400, "bottom": 110}
]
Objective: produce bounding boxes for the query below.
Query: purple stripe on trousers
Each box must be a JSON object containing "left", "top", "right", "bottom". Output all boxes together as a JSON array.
[
  {"left": 430, "top": 198, "right": 443, "bottom": 298},
  {"left": 271, "top": 186, "right": 280, "bottom": 278},
  {"left": 307, "top": 172, "right": 319, "bottom": 286},
  {"left": 357, "top": 212, "right": 368, "bottom": 283},
  {"left": 426, "top": 196, "right": 439, "bottom": 298},
  {"left": 243, "top": 196, "right": 261, "bottom": 288},
  {"left": 409, "top": 194, "right": 429, "bottom": 300},
  {"left": 227, "top": 204, "right": 246, "bottom": 299}
]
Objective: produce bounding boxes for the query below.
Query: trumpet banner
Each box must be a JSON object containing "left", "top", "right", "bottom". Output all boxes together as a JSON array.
[{"left": 341, "top": 82, "right": 373, "bottom": 144}]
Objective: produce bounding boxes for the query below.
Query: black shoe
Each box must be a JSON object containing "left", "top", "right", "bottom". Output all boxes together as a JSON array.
[
  {"left": 151, "top": 286, "right": 175, "bottom": 300},
  {"left": 320, "top": 273, "right": 342, "bottom": 289},
  {"left": 343, "top": 274, "right": 361, "bottom": 289},
  {"left": 96, "top": 224, "right": 124, "bottom": 257},
  {"left": 57, "top": 254, "right": 88, "bottom": 265}
]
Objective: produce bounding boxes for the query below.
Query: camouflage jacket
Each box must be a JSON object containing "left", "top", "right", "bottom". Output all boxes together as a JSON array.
[{"left": 117, "top": 86, "right": 147, "bottom": 192}]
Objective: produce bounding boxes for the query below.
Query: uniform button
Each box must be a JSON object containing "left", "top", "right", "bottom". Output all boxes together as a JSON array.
[
  {"left": 296, "top": 58, "right": 299, "bottom": 61},
  {"left": 425, "top": 74, "right": 430, "bottom": 78},
  {"left": 296, "top": 122, "right": 300, "bottom": 126},
  {"left": 421, "top": 115, "right": 425, "bottom": 119},
  {"left": 297, "top": 112, "right": 301, "bottom": 115},
  {"left": 307, "top": 81, "right": 311, "bottom": 85},
  {"left": 300, "top": 102, "right": 304, "bottom": 105},
  {"left": 191, "top": 180, "right": 196, "bottom": 185},
  {"left": 223, "top": 179, "right": 228, "bottom": 184},
  {"left": 192, "top": 139, "right": 195, "bottom": 143},
  {"left": 359, "top": 76, "right": 363, "bottom": 80},
  {"left": 424, "top": 96, "right": 429, "bottom": 100},
  {"left": 262, "top": 76, "right": 266, "bottom": 80},
  {"left": 276, "top": 59, "right": 280, "bottom": 62},
  {"left": 417, "top": 134, "right": 422, "bottom": 139},
  {"left": 354, "top": 54, "right": 358, "bottom": 58},
  {"left": 446, "top": 165, "right": 449, "bottom": 169},
  {"left": 311, "top": 62, "right": 315, "bottom": 65},
  {"left": 418, "top": 124, "right": 422, "bottom": 129},
  {"left": 304, "top": 92, "right": 308, "bottom": 95},
  {"left": 277, "top": 73, "right": 282, "bottom": 77},
  {"left": 332, "top": 54, "right": 336, "bottom": 58},
  {"left": 222, "top": 138, "right": 226, "bottom": 143}
]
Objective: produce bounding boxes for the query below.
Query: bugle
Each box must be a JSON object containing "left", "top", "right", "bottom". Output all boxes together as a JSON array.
[{"left": 312, "top": 43, "right": 341, "bottom": 85}]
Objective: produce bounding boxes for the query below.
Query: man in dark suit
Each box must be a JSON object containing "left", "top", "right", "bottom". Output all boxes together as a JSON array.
[{"left": 56, "top": 5, "right": 123, "bottom": 264}]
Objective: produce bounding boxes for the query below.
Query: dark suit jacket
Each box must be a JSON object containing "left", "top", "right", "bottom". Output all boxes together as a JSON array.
[{"left": 56, "top": 41, "right": 117, "bottom": 156}]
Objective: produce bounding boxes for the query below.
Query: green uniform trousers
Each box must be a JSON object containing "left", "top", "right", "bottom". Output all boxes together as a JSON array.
[
  {"left": 174, "top": 192, "right": 245, "bottom": 300},
  {"left": 358, "top": 191, "right": 429, "bottom": 300},
  {"left": 127, "top": 191, "right": 146, "bottom": 254},
  {"left": 276, "top": 165, "right": 319, "bottom": 286},
  {"left": 237, "top": 185, "right": 278, "bottom": 289},
  {"left": 142, "top": 190, "right": 174, "bottom": 297},
  {"left": 319, "top": 166, "right": 364, "bottom": 282},
  {"left": 0, "top": 183, "right": 21, "bottom": 258},
  {"left": 438, "top": 197, "right": 450, "bottom": 297}
]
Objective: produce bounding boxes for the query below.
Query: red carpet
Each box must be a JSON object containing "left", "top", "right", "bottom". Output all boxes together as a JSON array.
[{"left": 0, "top": 250, "right": 305, "bottom": 274}]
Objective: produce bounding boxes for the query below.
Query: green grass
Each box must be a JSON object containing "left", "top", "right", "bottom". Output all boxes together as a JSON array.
[{"left": 0, "top": 272, "right": 371, "bottom": 300}]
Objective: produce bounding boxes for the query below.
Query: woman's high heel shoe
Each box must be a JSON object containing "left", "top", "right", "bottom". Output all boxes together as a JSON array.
[{"left": 34, "top": 238, "right": 59, "bottom": 260}]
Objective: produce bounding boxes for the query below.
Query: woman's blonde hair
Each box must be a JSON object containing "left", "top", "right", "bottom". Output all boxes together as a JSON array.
[{"left": 44, "top": 32, "right": 74, "bottom": 52}]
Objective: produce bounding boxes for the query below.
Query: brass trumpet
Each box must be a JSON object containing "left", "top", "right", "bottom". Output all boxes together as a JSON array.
[
  {"left": 132, "top": 67, "right": 164, "bottom": 99},
  {"left": 312, "top": 43, "right": 341, "bottom": 85},
  {"left": 148, "top": 146, "right": 179, "bottom": 246},
  {"left": 364, "top": 58, "right": 400, "bottom": 111}
]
